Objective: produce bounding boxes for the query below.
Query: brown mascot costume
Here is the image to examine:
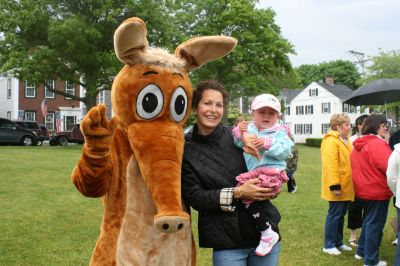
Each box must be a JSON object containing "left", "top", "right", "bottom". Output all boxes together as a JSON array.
[{"left": 71, "top": 17, "right": 237, "bottom": 265}]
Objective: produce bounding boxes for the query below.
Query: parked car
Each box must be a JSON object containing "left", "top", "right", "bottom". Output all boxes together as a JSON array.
[
  {"left": 50, "top": 123, "right": 84, "bottom": 146},
  {"left": 13, "top": 120, "right": 50, "bottom": 144},
  {"left": 0, "top": 118, "right": 38, "bottom": 146}
]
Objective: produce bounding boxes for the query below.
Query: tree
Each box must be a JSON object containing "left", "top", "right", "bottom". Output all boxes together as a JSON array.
[
  {"left": 0, "top": 0, "right": 180, "bottom": 110},
  {"left": 296, "top": 60, "right": 361, "bottom": 89},
  {"left": 364, "top": 49, "right": 400, "bottom": 80},
  {"left": 174, "top": 0, "right": 295, "bottom": 100}
]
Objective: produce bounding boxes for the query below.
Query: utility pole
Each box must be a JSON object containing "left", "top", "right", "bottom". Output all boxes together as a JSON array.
[{"left": 347, "top": 50, "right": 370, "bottom": 75}]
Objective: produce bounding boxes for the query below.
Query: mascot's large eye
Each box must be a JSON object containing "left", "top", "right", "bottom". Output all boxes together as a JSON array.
[
  {"left": 170, "top": 87, "right": 188, "bottom": 122},
  {"left": 136, "top": 84, "right": 164, "bottom": 120}
]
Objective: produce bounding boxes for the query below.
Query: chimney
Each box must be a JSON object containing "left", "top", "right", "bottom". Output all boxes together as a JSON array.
[{"left": 325, "top": 76, "right": 334, "bottom": 86}]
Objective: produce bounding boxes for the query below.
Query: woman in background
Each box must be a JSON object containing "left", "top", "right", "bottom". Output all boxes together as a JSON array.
[
  {"left": 347, "top": 114, "right": 368, "bottom": 247},
  {"left": 351, "top": 114, "right": 392, "bottom": 266},
  {"left": 321, "top": 113, "right": 354, "bottom": 256}
]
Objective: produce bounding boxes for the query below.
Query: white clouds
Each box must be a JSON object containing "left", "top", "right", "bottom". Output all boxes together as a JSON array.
[{"left": 258, "top": 0, "right": 400, "bottom": 67}]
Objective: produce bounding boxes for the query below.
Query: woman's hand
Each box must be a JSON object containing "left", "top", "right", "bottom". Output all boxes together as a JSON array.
[
  {"left": 235, "top": 178, "right": 280, "bottom": 201},
  {"left": 332, "top": 190, "right": 342, "bottom": 197}
]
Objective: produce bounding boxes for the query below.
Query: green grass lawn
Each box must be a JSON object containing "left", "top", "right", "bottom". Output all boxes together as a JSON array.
[{"left": 0, "top": 145, "right": 397, "bottom": 265}]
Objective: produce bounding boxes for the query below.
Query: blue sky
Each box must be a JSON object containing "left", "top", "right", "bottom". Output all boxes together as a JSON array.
[{"left": 258, "top": 0, "right": 400, "bottom": 67}]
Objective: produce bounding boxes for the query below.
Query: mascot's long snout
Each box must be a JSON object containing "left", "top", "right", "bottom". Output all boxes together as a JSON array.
[{"left": 127, "top": 121, "right": 189, "bottom": 233}]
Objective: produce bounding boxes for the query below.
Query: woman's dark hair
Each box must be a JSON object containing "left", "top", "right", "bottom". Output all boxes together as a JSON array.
[
  {"left": 192, "top": 80, "right": 229, "bottom": 109},
  {"left": 361, "top": 114, "right": 387, "bottom": 135},
  {"left": 352, "top": 114, "right": 369, "bottom": 135}
]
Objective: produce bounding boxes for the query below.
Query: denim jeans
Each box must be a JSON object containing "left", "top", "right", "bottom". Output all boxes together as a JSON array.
[
  {"left": 395, "top": 207, "right": 400, "bottom": 266},
  {"left": 212, "top": 242, "right": 280, "bottom": 266},
  {"left": 324, "top": 201, "right": 350, "bottom": 249},
  {"left": 356, "top": 199, "right": 389, "bottom": 266}
]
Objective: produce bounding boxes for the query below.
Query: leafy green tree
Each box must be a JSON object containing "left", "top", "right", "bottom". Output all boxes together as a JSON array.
[
  {"left": 364, "top": 50, "right": 400, "bottom": 80},
  {"left": 175, "top": 0, "right": 295, "bottom": 100},
  {"left": 296, "top": 60, "right": 361, "bottom": 89},
  {"left": 0, "top": 0, "right": 179, "bottom": 110}
]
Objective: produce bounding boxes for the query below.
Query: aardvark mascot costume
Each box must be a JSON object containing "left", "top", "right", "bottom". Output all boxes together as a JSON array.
[{"left": 71, "top": 17, "right": 237, "bottom": 265}]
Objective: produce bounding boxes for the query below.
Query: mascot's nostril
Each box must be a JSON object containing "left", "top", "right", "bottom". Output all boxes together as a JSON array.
[
  {"left": 162, "top": 224, "right": 169, "bottom": 230},
  {"left": 177, "top": 223, "right": 184, "bottom": 230}
]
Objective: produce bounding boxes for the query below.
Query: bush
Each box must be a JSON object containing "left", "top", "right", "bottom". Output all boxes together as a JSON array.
[{"left": 305, "top": 138, "right": 322, "bottom": 147}]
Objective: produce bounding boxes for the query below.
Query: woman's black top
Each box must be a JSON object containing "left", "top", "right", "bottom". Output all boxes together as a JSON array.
[{"left": 182, "top": 124, "right": 281, "bottom": 249}]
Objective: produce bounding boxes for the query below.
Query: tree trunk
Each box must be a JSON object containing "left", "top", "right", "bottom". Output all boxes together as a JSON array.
[{"left": 83, "top": 95, "right": 98, "bottom": 114}]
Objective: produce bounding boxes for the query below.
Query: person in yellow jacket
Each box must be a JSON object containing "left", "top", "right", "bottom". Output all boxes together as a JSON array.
[{"left": 321, "top": 113, "right": 355, "bottom": 256}]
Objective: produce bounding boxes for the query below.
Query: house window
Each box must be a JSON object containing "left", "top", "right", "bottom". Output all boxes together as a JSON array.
[
  {"left": 6, "top": 111, "right": 11, "bottom": 119},
  {"left": 296, "top": 106, "right": 304, "bottom": 115},
  {"left": 24, "top": 111, "right": 36, "bottom": 121},
  {"left": 25, "top": 81, "right": 36, "bottom": 98},
  {"left": 64, "top": 115, "right": 77, "bottom": 130},
  {"left": 309, "top": 88, "right": 318, "bottom": 97},
  {"left": 321, "top": 102, "right": 331, "bottom": 113},
  {"left": 7, "top": 78, "right": 12, "bottom": 99},
  {"left": 45, "top": 113, "right": 55, "bottom": 131},
  {"left": 304, "top": 124, "right": 312, "bottom": 134},
  {"left": 45, "top": 80, "right": 55, "bottom": 98},
  {"left": 97, "top": 90, "right": 105, "bottom": 104},
  {"left": 305, "top": 105, "right": 314, "bottom": 114},
  {"left": 295, "top": 124, "right": 303, "bottom": 134},
  {"left": 65, "top": 81, "right": 75, "bottom": 99},
  {"left": 343, "top": 103, "right": 356, "bottom": 114},
  {"left": 321, "top": 123, "right": 330, "bottom": 134},
  {"left": 284, "top": 106, "right": 290, "bottom": 116}
]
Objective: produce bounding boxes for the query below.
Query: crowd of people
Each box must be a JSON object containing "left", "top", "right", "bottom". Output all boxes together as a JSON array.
[
  {"left": 180, "top": 79, "right": 399, "bottom": 266},
  {"left": 321, "top": 112, "right": 400, "bottom": 266}
]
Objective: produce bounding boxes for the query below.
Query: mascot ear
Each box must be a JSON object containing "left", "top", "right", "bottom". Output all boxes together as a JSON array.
[
  {"left": 114, "top": 17, "right": 148, "bottom": 65},
  {"left": 175, "top": 36, "right": 237, "bottom": 71}
]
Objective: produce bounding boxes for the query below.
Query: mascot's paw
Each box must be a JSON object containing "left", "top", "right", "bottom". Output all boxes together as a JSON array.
[{"left": 81, "top": 104, "right": 120, "bottom": 155}]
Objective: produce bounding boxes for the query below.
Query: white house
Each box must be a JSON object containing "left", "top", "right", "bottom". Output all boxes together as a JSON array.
[{"left": 280, "top": 77, "right": 369, "bottom": 143}]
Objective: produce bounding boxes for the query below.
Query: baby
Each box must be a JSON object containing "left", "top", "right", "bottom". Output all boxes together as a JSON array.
[{"left": 232, "top": 93, "right": 294, "bottom": 256}]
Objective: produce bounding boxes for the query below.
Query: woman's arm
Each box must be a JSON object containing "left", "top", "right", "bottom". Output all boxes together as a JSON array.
[
  {"left": 182, "top": 160, "right": 227, "bottom": 212},
  {"left": 387, "top": 150, "right": 399, "bottom": 193},
  {"left": 182, "top": 161, "right": 278, "bottom": 213}
]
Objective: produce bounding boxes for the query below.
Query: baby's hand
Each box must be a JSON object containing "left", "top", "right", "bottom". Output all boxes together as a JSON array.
[
  {"left": 238, "top": 120, "right": 248, "bottom": 133},
  {"left": 253, "top": 137, "right": 265, "bottom": 149}
]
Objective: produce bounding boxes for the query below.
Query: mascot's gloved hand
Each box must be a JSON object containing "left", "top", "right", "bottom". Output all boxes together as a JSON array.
[{"left": 81, "top": 104, "right": 120, "bottom": 156}]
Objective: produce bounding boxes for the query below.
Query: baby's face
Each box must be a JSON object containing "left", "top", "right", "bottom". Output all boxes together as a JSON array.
[{"left": 252, "top": 107, "right": 280, "bottom": 130}]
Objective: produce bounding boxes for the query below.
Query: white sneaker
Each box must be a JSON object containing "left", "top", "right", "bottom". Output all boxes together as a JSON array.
[
  {"left": 255, "top": 226, "right": 279, "bottom": 256},
  {"left": 393, "top": 238, "right": 398, "bottom": 246},
  {"left": 355, "top": 254, "right": 363, "bottom": 260},
  {"left": 363, "top": 261, "right": 387, "bottom": 266},
  {"left": 322, "top": 247, "right": 341, "bottom": 255},
  {"left": 338, "top": 244, "right": 352, "bottom": 251}
]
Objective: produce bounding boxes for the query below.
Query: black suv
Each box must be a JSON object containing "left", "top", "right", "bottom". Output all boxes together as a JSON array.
[
  {"left": 0, "top": 118, "right": 38, "bottom": 146},
  {"left": 13, "top": 120, "right": 50, "bottom": 144}
]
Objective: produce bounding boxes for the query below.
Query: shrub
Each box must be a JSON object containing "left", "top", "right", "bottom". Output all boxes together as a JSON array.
[{"left": 305, "top": 138, "right": 322, "bottom": 147}]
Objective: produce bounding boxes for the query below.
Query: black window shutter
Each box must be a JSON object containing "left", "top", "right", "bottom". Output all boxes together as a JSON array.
[{"left": 316, "top": 89, "right": 318, "bottom": 96}]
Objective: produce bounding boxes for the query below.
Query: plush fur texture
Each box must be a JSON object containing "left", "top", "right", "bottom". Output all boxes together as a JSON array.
[{"left": 71, "top": 17, "right": 237, "bottom": 265}]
